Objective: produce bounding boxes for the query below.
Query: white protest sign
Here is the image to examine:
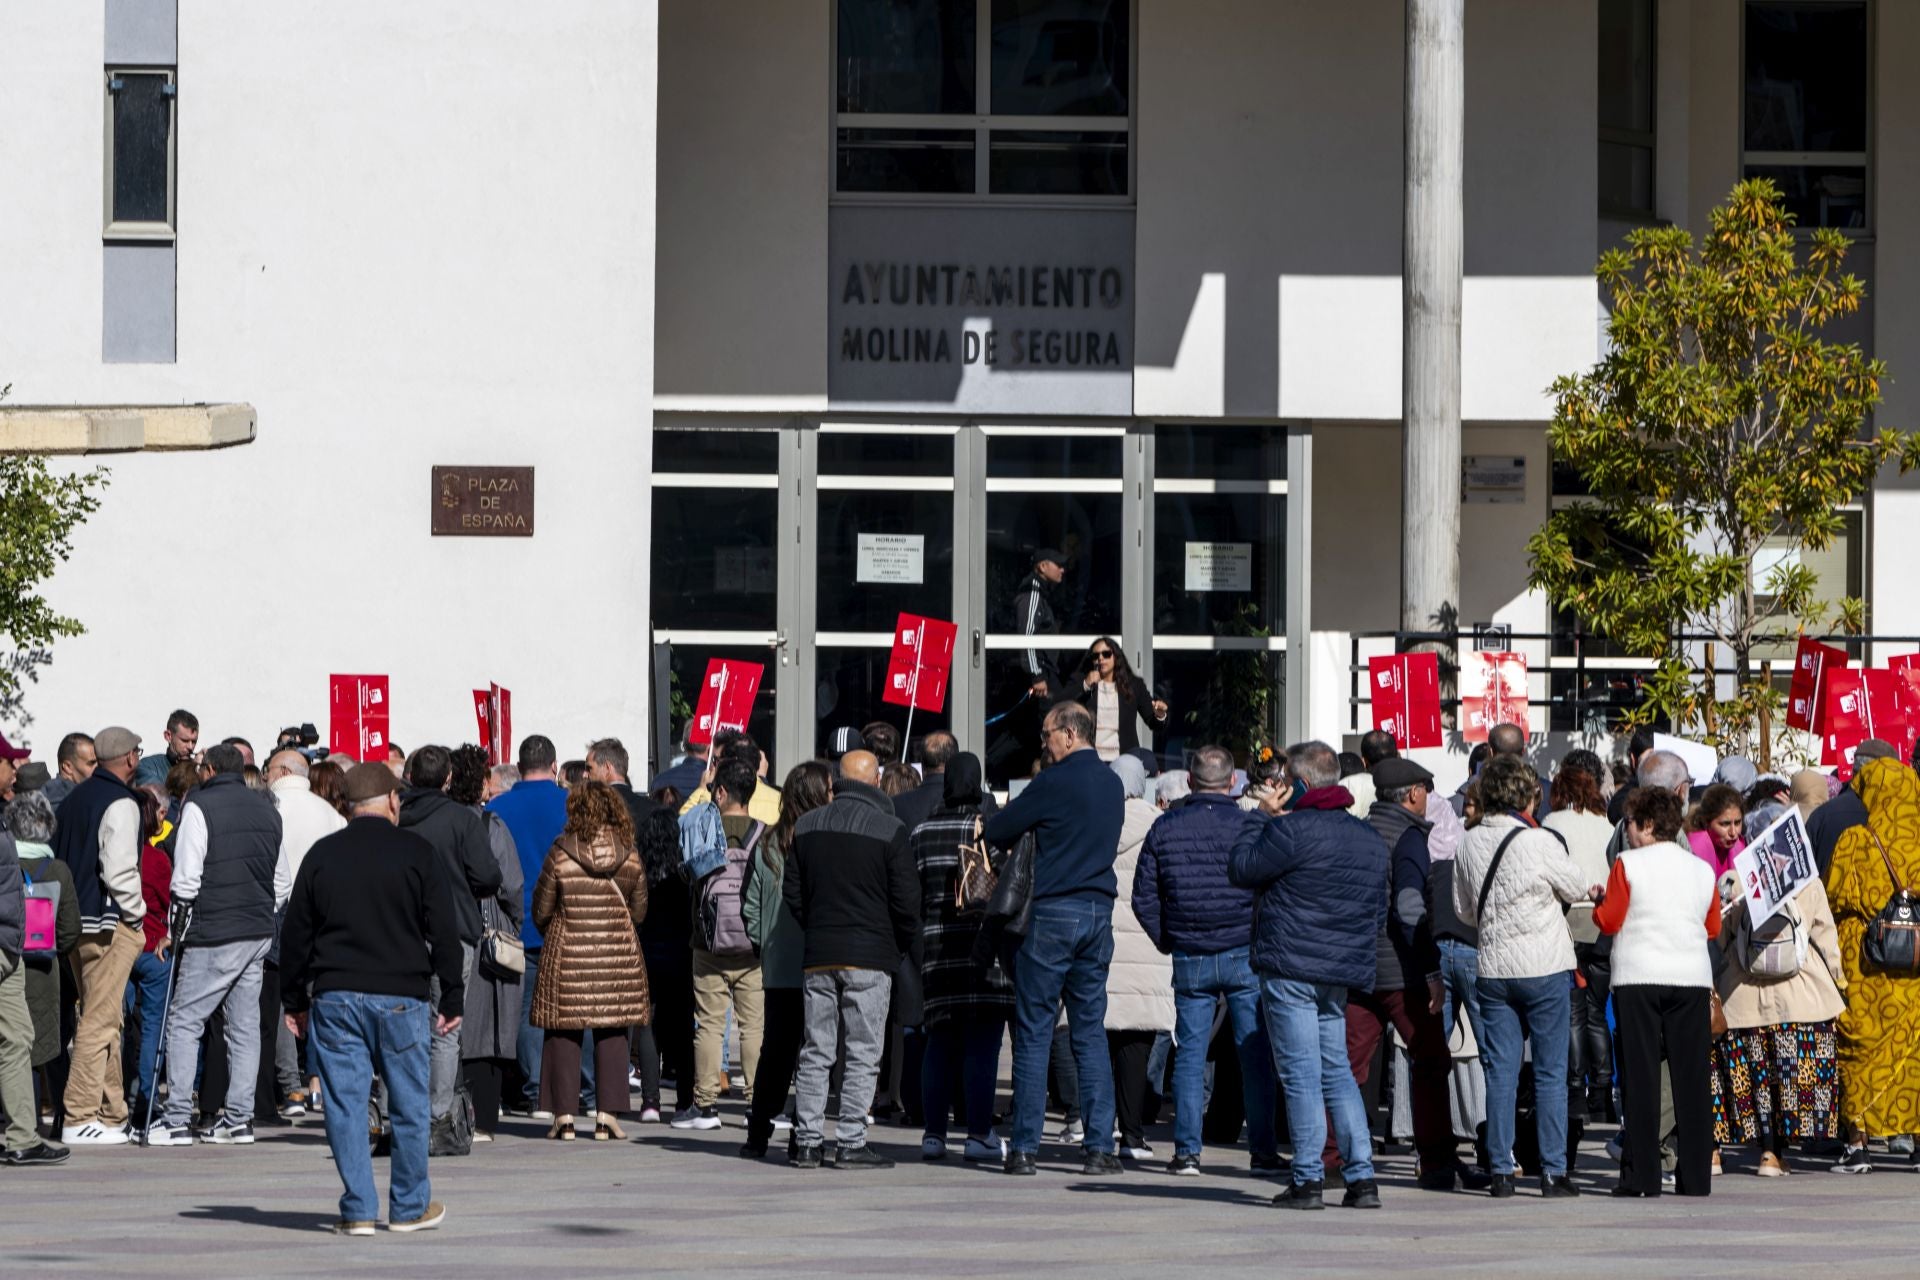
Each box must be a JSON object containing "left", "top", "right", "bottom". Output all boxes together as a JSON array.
[
  {"left": 1731, "top": 806, "right": 1818, "bottom": 927},
  {"left": 1653, "top": 732, "right": 1719, "bottom": 787}
]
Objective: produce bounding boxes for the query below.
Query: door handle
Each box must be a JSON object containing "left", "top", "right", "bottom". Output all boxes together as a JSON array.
[
  {"left": 972, "top": 628, "right": 983, "bottom": 669},
  {"left": 770, "top": 630, "right": 789, "bottom": 666}
]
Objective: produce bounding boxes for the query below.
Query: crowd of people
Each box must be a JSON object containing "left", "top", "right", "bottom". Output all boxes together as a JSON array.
[{"left": 1, "top": 701, "right": 1917, "bottom": 1232}]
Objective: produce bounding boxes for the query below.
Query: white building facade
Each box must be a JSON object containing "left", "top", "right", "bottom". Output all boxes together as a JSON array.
[{"left": 4, "top": 0, "right": 1915, "bottom": 783}]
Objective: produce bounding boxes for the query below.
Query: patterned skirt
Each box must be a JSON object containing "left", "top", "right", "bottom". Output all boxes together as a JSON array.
[{"left": 1711, "top": 1020, "right": 1840, "bottom": 1147}]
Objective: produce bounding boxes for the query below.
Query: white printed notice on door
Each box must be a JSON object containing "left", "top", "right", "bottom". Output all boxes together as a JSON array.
[
  {"left": 857, "top": 533, "right": 925, "bottom": 584},
  {"left": 1184, "top": 542, "right": 1252, "bottom": 592}
]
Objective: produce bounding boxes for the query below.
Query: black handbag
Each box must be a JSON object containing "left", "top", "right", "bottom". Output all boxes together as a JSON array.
[
  {"left": 986, "top": 832, "right": 1037, "bottom": 939},
  {"left": 1863, "top": 828, "right": 1920, "bottom": 976}
]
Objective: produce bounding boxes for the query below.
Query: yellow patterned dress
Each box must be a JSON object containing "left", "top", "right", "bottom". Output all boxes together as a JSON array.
[{"left": 1828, "top": 758, "right": 1920, "bottom": 1136}]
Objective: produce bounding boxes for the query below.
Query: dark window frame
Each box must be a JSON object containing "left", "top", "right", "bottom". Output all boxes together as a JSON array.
[{"left": 105, "top": 67, "right": 177, "bottom": 240}]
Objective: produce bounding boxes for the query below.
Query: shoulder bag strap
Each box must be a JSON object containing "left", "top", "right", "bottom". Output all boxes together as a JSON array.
[
  {"left": 1477, "top": 828, "right": 1527, "bottom": 923},
  {"left": 1868, "top": 827, "right": 1913, "bottom": 896}
]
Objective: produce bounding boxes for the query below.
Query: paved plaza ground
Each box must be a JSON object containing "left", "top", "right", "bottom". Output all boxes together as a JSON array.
[{"left": 6, "top": 1103, "right": 1919, "bottom": 1277}]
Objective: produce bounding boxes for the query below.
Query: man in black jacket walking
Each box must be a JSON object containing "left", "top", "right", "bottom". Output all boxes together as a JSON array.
[
  {"left": 149, "top": 743, "right": 288, "bottom": 1146},
  {"left": 784, "top": 750, "right": 918, "bottom": 1169},
  {"left": 399, "top": 744, "right": 502, "bottom": 1142},
  {"left": 282, "top": 763, "right": 462, "bottom": 1235}
]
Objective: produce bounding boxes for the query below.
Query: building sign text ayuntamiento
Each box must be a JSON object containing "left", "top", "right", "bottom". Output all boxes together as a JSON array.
[{"left": 838, "top": 261, "right": 1125, "bottom": 369}]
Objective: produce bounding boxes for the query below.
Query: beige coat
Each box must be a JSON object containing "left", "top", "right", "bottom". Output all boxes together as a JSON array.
[
  {"left": 1105, "top": 798, "right": 1174, "bottom": 1032},
  {"left": 1715, "top": 875, "right": 1847, "bottom": 1030}
]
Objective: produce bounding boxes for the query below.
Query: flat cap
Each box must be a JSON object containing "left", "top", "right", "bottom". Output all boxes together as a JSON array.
[
  {"left": 1372, "top": 757, "right": 1435, "bottom": 791},
  {"left": 94, "top": 726, "right": 142, "bottom": 760},
  {"left": 1856, "top": 738, "right": 1899, "bottom": 763},
  {"left": 14, "top": 761, "right": 50, "bottom": 790},
  {"left": 342, "top": 761, "right": 403, "bottom": 803}
]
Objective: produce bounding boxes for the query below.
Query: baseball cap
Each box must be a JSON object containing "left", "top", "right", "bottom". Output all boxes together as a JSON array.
[
  {"left": 826, "top": 726, "right": 866, "bottom": 762},
  {"left": 0, "top": 732, "right": 28, "bottom": 763},
  {"left": 1033, "top": 547, "right": 1066, "bottom": 568}
]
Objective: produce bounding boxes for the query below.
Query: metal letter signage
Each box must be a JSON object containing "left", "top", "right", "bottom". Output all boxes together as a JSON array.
[{"left": 432, "top": 466, "right": 535, "bottom": 536}]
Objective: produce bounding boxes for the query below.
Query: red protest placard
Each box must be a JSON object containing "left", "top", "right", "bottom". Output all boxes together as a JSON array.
[
  {"left": 1461, "top": 651, "right": 1528, "bottom": 744},
  {"left": 329, "top": 674, "right": 390, "bottom": 763},
  {"left": 1822, "top": 669, "right": 1915, "bottom": 777},
  {"left": 882, "top": 613, "right": 959, "bottom": 713},
  {"left": 1368, "top": 652, "right": 1442, "bottom": 749},
  {"left": 1787, "top": 637, "right": 1849, "bottom": 731},
  {"left": 473, "top": 683, "right": 513, "bottom": 765},
  {"left": 690, "top": 658, "right": 763, "bottom": 745}
]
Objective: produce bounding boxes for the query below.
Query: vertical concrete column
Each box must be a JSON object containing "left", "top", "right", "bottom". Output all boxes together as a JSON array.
[{"left": 1401, "top": 0, "right": 1464, "bottom": 635}]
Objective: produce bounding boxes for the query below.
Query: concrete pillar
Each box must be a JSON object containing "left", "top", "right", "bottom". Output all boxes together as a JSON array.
[{"left": 1402, "top": 0, "right": 1465, "bottom": 635}]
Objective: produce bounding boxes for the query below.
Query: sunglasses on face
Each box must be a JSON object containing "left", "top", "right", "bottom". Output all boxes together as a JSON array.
[{"left": 1092, "top": 650, "right": 1114, "bottom": 660}]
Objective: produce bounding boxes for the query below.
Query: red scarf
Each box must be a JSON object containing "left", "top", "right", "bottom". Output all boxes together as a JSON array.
[{"left": 1292, "top": 785, "right": 1356, "bottom": 812}]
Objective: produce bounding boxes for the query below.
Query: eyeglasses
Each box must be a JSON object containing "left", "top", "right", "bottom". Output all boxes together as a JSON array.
[{"left": 1091, "top": 650, "right": 1115, "bottom": 660}]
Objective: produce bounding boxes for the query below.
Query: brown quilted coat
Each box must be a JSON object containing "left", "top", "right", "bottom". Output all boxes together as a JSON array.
[{"left": 529, "top": 832, "right": 650, "bottom": 1030}]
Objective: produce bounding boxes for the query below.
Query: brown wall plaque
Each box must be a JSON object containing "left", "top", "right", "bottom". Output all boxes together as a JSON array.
[{"left": 432, "top": 465, "right": 535, "bottom": 536}]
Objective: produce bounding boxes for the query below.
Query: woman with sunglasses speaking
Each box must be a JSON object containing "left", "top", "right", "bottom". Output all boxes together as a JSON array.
[{"left": 1070, "top": 638, "right": 1170, "bottom": 764}]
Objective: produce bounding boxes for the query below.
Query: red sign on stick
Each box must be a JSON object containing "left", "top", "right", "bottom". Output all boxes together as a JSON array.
[
  {"left": 473, "top": 682, "right": 513, "bottom": 766},
  {"left": 1787, "top": 637, "right": 1849, "bottom": 731},
  {"left": 1368, "top": 652, "right": 1442, "bottom": 750},
  {"left": 882, "top": 613, "right": 959, "bottom": 713},
  {"left": 1461, "top": 651, "right": 1528, "bottom": 744},
  {"left": 329, "top": 674, "right": 391, "bottom": 763},
  {"left": 690, "top": 658, "right": 763, "bottom": 746},
  {"left": 1824, "top": 668, "right": 1916, "bottom": 777}
]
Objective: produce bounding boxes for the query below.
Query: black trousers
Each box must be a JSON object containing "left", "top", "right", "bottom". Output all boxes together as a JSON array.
[
  {"left": 1109, "top": 1029, "right": 1155, "bottom": 1148},
  {"left": 465, "top": 1057, "right": 508, "bottom": 1132},
  {"left": 636, "top": 950, "right": 695, "bottom": 1112},
  {"left": 746, "top": 987, "right": 804, "bottom": 1147},
  {"left": 1615, "top": 985, "right": 1712, "bottom": 1196},
  {"left": 1570, "top": 944, "right": 1614, "bottom": 1108}
]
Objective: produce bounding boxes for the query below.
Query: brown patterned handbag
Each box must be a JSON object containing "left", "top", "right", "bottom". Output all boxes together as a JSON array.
[{"left": 956, "top": 816, "right": 998, "bottom": 914}]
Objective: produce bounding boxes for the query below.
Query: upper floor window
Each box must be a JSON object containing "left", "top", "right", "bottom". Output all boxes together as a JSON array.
[
  {"left": 105, "top": 69, "right": 176, "bottom": 239},
  {"left": 1743, "top": 0, "right": 1869, "bottom": 230},
  {"left": 835, "top": 0, "right": 1131, "bottom": 201},
  {"left": 1598, "top": 0, "right": 1657, "bottom": 218}
]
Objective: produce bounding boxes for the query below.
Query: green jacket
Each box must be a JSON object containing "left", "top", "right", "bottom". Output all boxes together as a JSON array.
[{"left": 741, "top": 831, "right": 803, "bottom": 989}]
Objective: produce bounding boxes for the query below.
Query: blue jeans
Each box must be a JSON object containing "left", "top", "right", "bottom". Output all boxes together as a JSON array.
[
  {"left": 124, "top": 949, "right": 172, "bottom": 1111},
  {"left": 1477, "top": 972, "right": 1571, "bottom": 1178},
  {"left": 922, "top": 1017, "right": 1005, "bottom": 1141},
  {"left": 1260, "top": 977, "right": 1373, "bottom": 1186},
  {"left": 1436, "top": 938, "right": 1481, "bottom": 1044},
  {"left": 310, "top": 992, "right": 432, "bottom": 1224},
  {"left": 1010, "top": 896, "right": 1117, "bottom": 1155},
  {"left": 1172, "top": 947, "right": 1277, "bottom": 1160},
  {"left": 515, "top": 949, "right": 543, "bottom": 1106}
]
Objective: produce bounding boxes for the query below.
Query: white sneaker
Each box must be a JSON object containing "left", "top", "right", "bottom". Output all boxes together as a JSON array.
[
  {"left": 144, "top": 1124, "right": 195, "bottom": 1147},
  {"left": 771, "top": 1114, "right": 793, "bottom": 1131},
  {"left": 530, "top": 1109, "right": 554, "bottom": 1121},
  {"left": 1119, "top": 1142, "right": 1155, "bottom": 1160},
  {"left": 1056, "top": 1121, "right": 1085, "bottom": 1145},
  {"left": 627, "top": 1069, "right": 645, "bottom": 1090},
  {"left": 61, "top": 1122, "right": 130, "bottom": 1147},
  {"left": 638, "top": 1106, "right": 662, "bottom": 1124},
  {"left": 922, "top": 1136, "right": 948, "bottom": 1160},
  {"left": 964, "top": 1133, "right": 1009, "bottom": 1162}
]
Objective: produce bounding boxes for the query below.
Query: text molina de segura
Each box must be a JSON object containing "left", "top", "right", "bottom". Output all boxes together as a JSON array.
[{"left": 840, "top": 261, "right": 1125, "bottom": 368}]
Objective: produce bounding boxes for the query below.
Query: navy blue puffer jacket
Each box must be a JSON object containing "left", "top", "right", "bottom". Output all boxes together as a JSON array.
[
  {"left": 1228, "top": 798, "right": 1390, "bottom": 990},
  {"left": 1130, "top": 793, "right": 1259, "bottom": 955}
]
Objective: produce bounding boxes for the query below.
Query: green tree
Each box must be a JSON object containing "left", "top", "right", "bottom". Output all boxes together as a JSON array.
[
  {"left": 0, "top": 385, "right": 112, "bottom": 711},
  {"left": 1528, "top": 180, "right": 1920, "bottom": 755}
]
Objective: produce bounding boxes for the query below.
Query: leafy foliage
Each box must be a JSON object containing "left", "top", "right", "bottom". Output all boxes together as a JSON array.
[
  {"left": 1528, "top": 181, "right": 1920, "bottom": 754},
  {"left": 0, "top": 385, "right": 112, "bottom": 708}
]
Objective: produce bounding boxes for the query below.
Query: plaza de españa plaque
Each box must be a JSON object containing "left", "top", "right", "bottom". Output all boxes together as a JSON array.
[{"left": 432, "top": 465, "right": 534, "bottom": 536}]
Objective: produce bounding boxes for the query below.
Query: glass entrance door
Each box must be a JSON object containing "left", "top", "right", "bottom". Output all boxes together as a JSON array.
[{"left": 652, "top": 419, "right": 1301, "bottom": 791}]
